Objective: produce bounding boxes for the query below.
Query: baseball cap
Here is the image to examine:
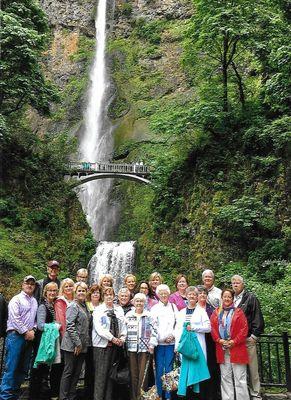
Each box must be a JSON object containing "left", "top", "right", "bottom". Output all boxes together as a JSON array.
[
  {"left": 47, "top": 260, "right": 60, "bottom": 268},
  {"left": 23, "top": 275, "right": 36, "bottom": 283}
]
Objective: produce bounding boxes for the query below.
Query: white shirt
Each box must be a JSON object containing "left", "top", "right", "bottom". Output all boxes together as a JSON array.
[
  {"left": 190, "top": 305, "right": 211, "bottom": 358},
  {"left": 207, "top": 285, "right": 222, "bottom": 309},
  {"left": 234, "top": 290, "right": 244, "bottom": 308},
  {"left": 150, "top": 301, "right": 178, "bottom": 345},
  {"left": 92, "top": 303, "right": 126, "bottom": 348}
]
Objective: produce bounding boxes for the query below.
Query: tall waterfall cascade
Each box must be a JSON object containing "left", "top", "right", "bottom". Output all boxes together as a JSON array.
[
  {"left": 78, "top": 0, "right": 118, "bottom": 241},
  {"left": 78, "top": 0, "right": 136, "bottom": 282},
  {"left": 88, "top": 241, "right": 136, "bottom": 292}
]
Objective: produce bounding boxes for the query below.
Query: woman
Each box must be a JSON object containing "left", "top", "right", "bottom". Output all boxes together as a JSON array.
[
  {"left": 53, "top": 278, "right": 75, "bottom": 397},
  {"left": 138, "top": 281, "right": 158, "bottom": 310},
  {"left": 124, "top": 274, "right": 137, "bottom": 299},
  {"left": 126, "top": 293, "right": 158, "bottom": 400},
  {"left": 99, "top": 274, "right": 114, "bottom": 291},
  {"left": 210, "top": 289, "right": 249, "bottom": 400},
  {"left": 86, "top": 283, "right": 101, "bottom": 312},
  {"left": 59, "top": 282, "right": 91, "bottom": 400},
  {"left": 29, "top": 282, "right": 60, "bottom": 400},
  {"left": 175, "top": 286, "right": 210, "bottom": 399},
  {"left": 150, "top": 284, "right": 178, "bottom": 400},
  {"left": 85, "top": 284, "right": 101, "bottom": 400},
  {"left": 196, "top": 285, "right": 220, "bottom": 400},
  {"left": 55, "top": 278, "right": 75, "bottom": 338},
  {"left": 92, "top": 286, "right": 127, "bottom": 400},
  {"left": 118, "top": 287, "right": 133, "bottom": 315},
  {"left": 169, "top": 274, "right": 189, "bottom": 311},
  {"left": 148, "top": 272, "right": 163, "bottom": 300}
]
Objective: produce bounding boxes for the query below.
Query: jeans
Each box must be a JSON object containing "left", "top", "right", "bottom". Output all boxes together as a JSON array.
[
  {"left": 155, "top": 345, "right": 175, "bottom": 399},
  {"left": 0, "top": 331, "right": 33, "bottom": 400}
]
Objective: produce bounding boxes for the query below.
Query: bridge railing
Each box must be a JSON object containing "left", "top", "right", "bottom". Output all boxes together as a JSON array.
[
  {"left": 68, "top": 162, "right": 150, "bottom": 175},
  {"left": 1, "top": 333, "right": 290, "bottom": 391}
]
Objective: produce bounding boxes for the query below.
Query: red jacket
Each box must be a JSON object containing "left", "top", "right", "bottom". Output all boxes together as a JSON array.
[{"left": 210, "top": 307, "right": 249, "bottom": 364}]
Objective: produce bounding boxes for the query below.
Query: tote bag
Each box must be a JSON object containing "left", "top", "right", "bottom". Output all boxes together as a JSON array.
[{"left": 177, "top": 322, "right": 199, "bottom": 360}]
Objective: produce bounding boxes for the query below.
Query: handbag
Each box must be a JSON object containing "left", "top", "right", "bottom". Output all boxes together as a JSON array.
[
  {"left": 161, "top": 367, "right": 180, "bottom": 392},
  {"left": 109, "top": 359, "right": 130, "bottom": 385},
  {"left": 177, "top": 322, "right": 199, "bottom": 360},
  {"left": 140, "top": 385, "right": 159, "bottom": 400},
  {"left": 161, "top": 353, "right": 180, "bottom": 392},
  {"left": 109, "top": 347, "right": 130, "bottom": 385}
]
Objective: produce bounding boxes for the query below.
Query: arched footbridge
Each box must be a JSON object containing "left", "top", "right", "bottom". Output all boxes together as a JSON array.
[{"left": 66, "top": 162, "right": 151, "bottom": 187}]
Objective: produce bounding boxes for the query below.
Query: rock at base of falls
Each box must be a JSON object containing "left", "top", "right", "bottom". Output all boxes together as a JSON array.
[{"left": 88, "top": 241, "right": 136, "bottom": 293}]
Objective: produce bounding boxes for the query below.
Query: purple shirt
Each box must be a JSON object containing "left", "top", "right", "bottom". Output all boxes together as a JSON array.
[
  {"left": 169, "top": 291, "right": 187, "bottom": 311},
  {"left": 7, "top": 291, "right": 38, "bottom": 334}
]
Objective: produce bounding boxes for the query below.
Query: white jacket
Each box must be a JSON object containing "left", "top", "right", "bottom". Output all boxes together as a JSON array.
[
  {"left": 92, "top": 303, "right": 126, "bottom": 348},
  {"left": 150, "top": 301, "right": 179, "bottom": 345},
  {"left": 175, "top": 305, "right": 211, "bottom": 358}
]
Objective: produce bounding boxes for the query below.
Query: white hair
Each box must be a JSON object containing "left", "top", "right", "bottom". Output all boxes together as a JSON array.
[
  {"left": 156, "top": 284, "right": 170, "bottom": 295},
  {"left": 133, "top": 293, "right": 146, "bottom": 302},
  {"left": 118, "top": 287, "right": 131, "bottom": 295},
  {"left": 202, "top": 269, "right": 214, "bottom": 279},
  {"left": 231, "top": 274, "right": 244, "bottom": 283}
]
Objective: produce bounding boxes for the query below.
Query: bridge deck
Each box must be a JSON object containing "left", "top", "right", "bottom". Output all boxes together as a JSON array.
[{"left": 68, "top": 162, "right": 150, "bottom": 176}]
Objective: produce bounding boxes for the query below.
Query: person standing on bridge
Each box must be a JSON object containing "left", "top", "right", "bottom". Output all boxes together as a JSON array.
[
  {"left": 0, "top": 275, "right": 38, "bottom": 400},
  {"left": 231, "top": 275, "right": 265, "bottom": 400}
]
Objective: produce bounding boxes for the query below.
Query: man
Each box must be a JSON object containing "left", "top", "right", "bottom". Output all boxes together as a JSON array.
[
  {"left": 0, "top": 292, "right": 8, "bottom": 338},
  {"left": 34, "top": 260, "right": 61, "bottom": 304},
  {"left": 202, "top": 269, "right": 222, "bottom": 309},
  {"left": 76, "top": 268, "right": 88, "bottom": 283},
  {"left": 0, "top": 276, "right": 38, "bottom": 400},
  {"left": 231, "top": 274, "right": 265, "bottom": 400}
]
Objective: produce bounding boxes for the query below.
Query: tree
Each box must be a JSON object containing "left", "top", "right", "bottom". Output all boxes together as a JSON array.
[
  {"left": 0, "top": 0, "right": 58, "bottom": 117},
  {"left": 183, "top": 0, "right": 285, "bottom": 112}
]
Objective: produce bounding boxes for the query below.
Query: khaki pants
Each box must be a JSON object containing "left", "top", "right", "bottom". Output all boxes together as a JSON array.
[
  {"left": 246, "top": 338, "right": 262, "bottom": 399},
  {"left": 128, "top": 352, "right": 150, "bottom": 400},
  {"left": 220, "top": 350, "right": 250, "bottom": 400}
]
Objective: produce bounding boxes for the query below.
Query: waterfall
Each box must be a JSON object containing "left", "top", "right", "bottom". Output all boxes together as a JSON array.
[
  {"left": 78, "top": 0, "right": 136, "bottom": 284},
  {"left": 88, "top": 241, "right": 136, "bottom": 293},
  {"left": 78, "top": 0, "right": 118, "bottom": 241}
]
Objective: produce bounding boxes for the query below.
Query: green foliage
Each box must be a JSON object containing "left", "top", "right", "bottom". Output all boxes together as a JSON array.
[
  {"left": 214, "top": 196, "right": 277, "bottom": 238},
  {"left": 0, "top": 0, "right": 58, "bottom": 116},
  {"left": 120, "top": 3, "right": 132, "bottom": 17},
  {"left": 133, "top": 18, "right": 165, "bottom": 44}
]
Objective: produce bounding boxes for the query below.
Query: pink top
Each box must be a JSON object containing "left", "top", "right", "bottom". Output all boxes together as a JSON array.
[
  {"left": 146, "top": 297, "right": 158, "bottom": 310},
  {"left": 54, "top": 297, "right": 71, "bottom": 338},
  {"left": 169, "top": 291, "right": 187, "bottom": 311}
]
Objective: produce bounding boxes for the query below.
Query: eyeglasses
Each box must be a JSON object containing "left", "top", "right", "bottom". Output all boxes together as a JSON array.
[{"left": 24, "top": 282, "right": 35, "bottom": 286}]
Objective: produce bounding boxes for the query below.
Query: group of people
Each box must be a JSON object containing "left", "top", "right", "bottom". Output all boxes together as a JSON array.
[{"left": 0, "top": 261, "right": 265, "bottom": 400}]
